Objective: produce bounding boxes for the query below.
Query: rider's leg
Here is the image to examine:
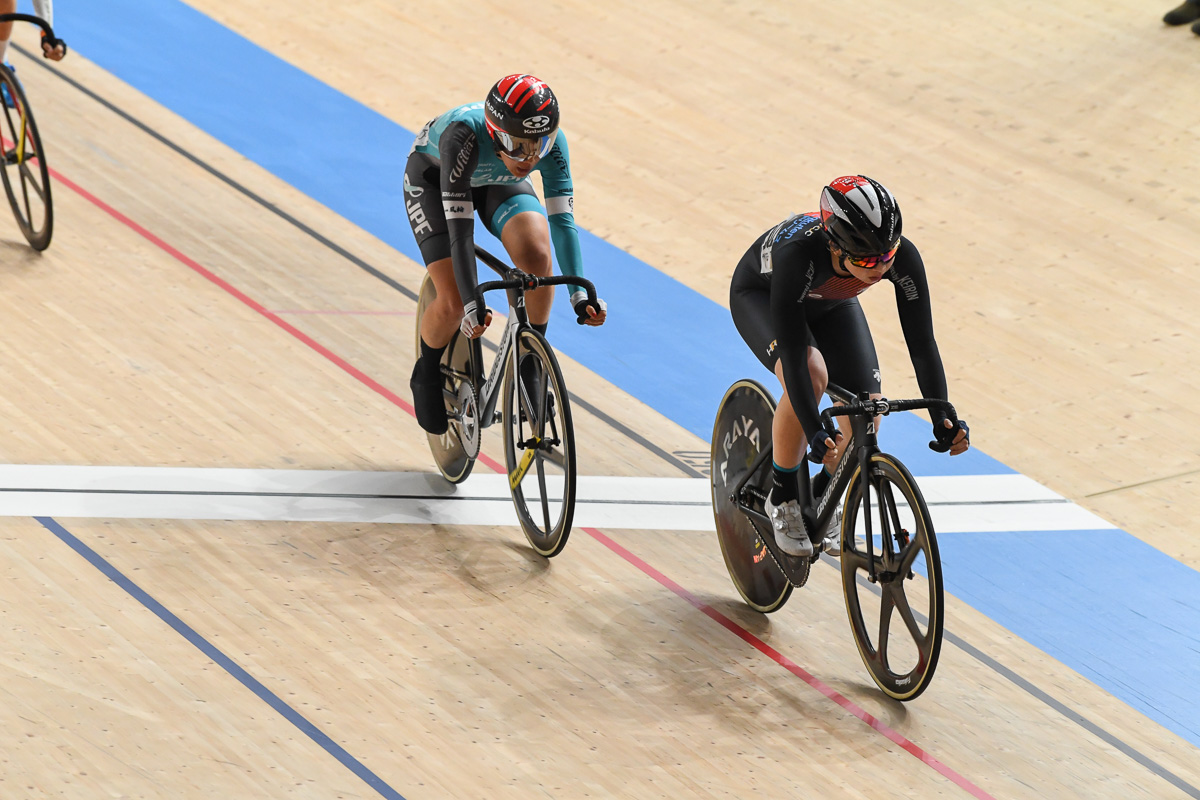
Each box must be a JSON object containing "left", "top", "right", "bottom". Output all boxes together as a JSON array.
[
  {"left": 409, "top": 254, "right": 460, "bottom": 435},
  {"left": 418, "top": 256, "right": 462, "bottom": 350},
  {"left": 0, "top": 2, "right": 14, "bottom": 109},
  {"left": 496, "top": 209, "right": 553, "bottom": 406},
  {"left": 404, "top": 150, "right": 462, "bottom": 435},
  {"left": 809, "top": 298, "right": 884, "bottom": 492},
  {"left": 770, "top": 346, "right": 828, "bottom": 498},
  {"left": 0, "top": 1, "right": 13, "bottom": 61},
  {"left": 497, "top": 208, "right": 553, "bottom": 328}
]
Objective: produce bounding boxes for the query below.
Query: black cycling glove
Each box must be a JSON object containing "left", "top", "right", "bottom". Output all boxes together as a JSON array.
[{"left": 930, "top": 419, "right": 969, "bottom": 453}]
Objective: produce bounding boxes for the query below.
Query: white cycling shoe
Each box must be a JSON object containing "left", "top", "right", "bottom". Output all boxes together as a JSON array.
[{"left": 764, "top": 494, "right": 813, "bottom": 558}]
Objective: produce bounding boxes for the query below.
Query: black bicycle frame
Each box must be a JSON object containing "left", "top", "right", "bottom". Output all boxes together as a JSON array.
[{"left": 730, "top": 382, "right": 956, "bottom": 578}]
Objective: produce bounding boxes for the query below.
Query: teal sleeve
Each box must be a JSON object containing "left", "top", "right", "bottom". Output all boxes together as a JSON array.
[
  {"left": 549, "top": 214, "right": 585, "bottom": 297},
  {"left": 540, "top": 132, "right": 585, "bottom": 298}
]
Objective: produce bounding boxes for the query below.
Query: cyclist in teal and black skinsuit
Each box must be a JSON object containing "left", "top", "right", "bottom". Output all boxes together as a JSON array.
[{"left": 405, "top": 74, "right": 606, "bottom": 435}]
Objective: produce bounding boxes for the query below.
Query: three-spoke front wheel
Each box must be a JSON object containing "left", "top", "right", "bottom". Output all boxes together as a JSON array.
[
  {"left": 502, "top": 329, "right": 576, "bottom": 557},
  {"left": 840, "top": 453, "right": 944, "bottom": 701},
  {"left": 0, "top": 65, "right": 52, "bottom": 251}
]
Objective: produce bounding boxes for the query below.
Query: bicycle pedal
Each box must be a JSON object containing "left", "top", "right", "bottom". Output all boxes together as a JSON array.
[{"left": 820, "top": 535, "right": 842, "bottom": 557}]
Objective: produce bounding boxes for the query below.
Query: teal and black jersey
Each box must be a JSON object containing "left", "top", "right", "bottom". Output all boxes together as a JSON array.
[{"left": 408, "top": 103, "right": 582, "bottom": 305}]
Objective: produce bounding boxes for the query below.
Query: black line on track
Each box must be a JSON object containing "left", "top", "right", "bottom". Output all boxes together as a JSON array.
[
  {"left": 0, "top": 486, "right": 702, "bottom": 506},
  {"left": 21, "top": 48, "right": 1198, "bottom": 798},
  {"left": 16, "top": 44, "right": 702, "bottom": 480},
  {"left": 0, "top": 486, "right": 1078, "bottom": 509},
  {"left": 943, "top": 630, "right": 1200, "bottom": 799}
]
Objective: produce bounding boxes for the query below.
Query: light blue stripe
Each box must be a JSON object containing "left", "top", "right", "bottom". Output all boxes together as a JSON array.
[
  {"left": 64, "top": 0, "right": 1200, "bottom": 750},
  {"left": 939, "top": 529, "right": 1200, "bottom": 746}
]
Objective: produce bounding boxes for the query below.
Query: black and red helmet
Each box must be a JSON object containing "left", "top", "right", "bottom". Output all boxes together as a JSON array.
[
  {"left": 484, "top": 74, "right": 560, "bottom": 160},
  {"left": 819, "top": 175, "right": 903, "bottom": 257}
]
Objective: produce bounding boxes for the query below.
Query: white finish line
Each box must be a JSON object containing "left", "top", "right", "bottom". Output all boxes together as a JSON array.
[{"left": 0, "top": 465, "right": 1115, "bottom": 533}]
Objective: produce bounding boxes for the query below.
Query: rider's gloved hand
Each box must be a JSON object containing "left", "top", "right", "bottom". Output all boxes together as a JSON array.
[
  {"left": 929, "top": 418, "right": 970, "bottom": 455},
  {"left": 41, "top": 33, "right": 67, "bottom": 61},
  {"left": 571, "top": 290, "right": 607, "bottom": 326},
  {"left": 460, "top": 299, "right": 492, "bottom": 339},
  {"left": 806, "top": 429, "right": 844, "bottom": 466}
]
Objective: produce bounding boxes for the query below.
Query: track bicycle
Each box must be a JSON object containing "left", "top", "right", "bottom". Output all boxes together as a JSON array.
[
  {"left": 710, "top": 379, "right": 958, "bottom": 700},
  {"left": 0, "top": 13, "right": 65, "bottom": 251},
  {"left": 414, "top": 246, "right": 599, "bottom": 557}
]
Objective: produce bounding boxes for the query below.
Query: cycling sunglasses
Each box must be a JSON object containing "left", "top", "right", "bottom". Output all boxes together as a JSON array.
[
  {"left": 492, "top": 128, "right": 557, "bottom": 162},
  {"left": 845, "top": 240, "right": 901, "bottom": 269}
]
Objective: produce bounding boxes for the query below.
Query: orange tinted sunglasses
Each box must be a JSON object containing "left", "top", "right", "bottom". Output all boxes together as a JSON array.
[{"left": 846, "top": 240, "right": 901, "bottom": 269}]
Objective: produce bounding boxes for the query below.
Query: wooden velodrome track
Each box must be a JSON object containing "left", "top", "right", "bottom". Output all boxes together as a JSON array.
[{"left": 0, "top": 0, "right": 1197, "bottom": 797}]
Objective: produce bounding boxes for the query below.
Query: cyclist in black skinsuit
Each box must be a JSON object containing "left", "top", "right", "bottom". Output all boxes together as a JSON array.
[{"left": 729, "top": 175, "right": 970, "bottom": 557}]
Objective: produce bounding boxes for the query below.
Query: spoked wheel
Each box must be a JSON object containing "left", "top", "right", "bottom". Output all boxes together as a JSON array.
[
  {"left": 0, "top": 65, "right": 52, "bottom": 251},
  {"left": 840, "top": 453, "right": 944, "bottom": 700},
  {"left": 415, "top": 275, "right": 476, "bottom": 484},
  {"left": 502, "top": 328, "right": 576, "bottom": 557},
  {"left": 710, "top": 380, "right": 793, "bottom": 613}
]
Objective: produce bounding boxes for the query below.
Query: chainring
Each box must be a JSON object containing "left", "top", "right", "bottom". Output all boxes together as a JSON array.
[{"left": 451, "top": 380, "right": 482, "bottom": 459}]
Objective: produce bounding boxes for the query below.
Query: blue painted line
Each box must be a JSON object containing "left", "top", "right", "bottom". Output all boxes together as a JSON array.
[
  {"left": 61, "top": 0, "right": 1200, "bottom": 751},
  {"left": 35, "top": 516, "right": 408, "bottom": 800},
  {"left": 939, "top": 528, "right": 1200, "bottom": 746}
]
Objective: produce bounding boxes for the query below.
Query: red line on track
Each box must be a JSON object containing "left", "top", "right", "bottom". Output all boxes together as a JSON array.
[
  {"left": 270, "top": 309, "right": 416, "bottom": 316},
  {"left": 583, "top": 526, "right": 995, "bottom": 799},
  {"left": 54, "top": 169, "right": 992, "bottom": 799},
  {"left": 51, "top": 168, "right": 506, "bottom": 474}
]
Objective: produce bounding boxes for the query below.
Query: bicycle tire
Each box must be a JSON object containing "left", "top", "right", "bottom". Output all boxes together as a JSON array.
[
  {"left": 710, "top": 379, "right": 793, "bottom": 613},
  {"left": 0, "top": 64, "right": 52, "bottom": 251},
  {"left": 414, "top": 274, "right": 475, "bottom": 484},
  {"left": 502, "top": 328, "right": 576, "bottom": 557},
  {"left": 840, "top": 452, "right": 944, "bottom": 700}
]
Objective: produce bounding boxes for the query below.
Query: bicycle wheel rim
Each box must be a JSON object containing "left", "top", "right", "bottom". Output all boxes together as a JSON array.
[
  {"left": 710, "top": 380, "right": 793, "bottom": 613},
  {"left": 840, "top": 453, "right": 944, "bottom": 700},
  {"left": 502, "top": 329, "right": 575, "bottom": 557},
  {"left": 0, "top": 67, "right": 52, "bottom": 251},
  {"left": 415, "top": 275, "right": 474, "bottom": 483}
]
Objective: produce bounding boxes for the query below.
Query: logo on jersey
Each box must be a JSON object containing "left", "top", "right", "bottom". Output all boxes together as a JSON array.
[
  {"left": 523, "top": 115, "right": 551, "bottom": 131},
  {"left": 403, "top": 175, "right": 424, "bottom": 198},
  {"left": 406, "top": 199, "right": 432, "bottom": 235},
  {"left": 894, "top": 273, "right": 919, "bottom": 302},
  {"left": 449, "top": 137, "right": 475, "bottom": 183}
]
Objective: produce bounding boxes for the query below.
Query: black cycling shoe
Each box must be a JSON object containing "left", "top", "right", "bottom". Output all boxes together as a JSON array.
[
  {"left": 410, "top": 361, "right": 448, "bottom": 435},
  {"left": 1164, "top": 1, "right": 1200, "bottom": 25}
]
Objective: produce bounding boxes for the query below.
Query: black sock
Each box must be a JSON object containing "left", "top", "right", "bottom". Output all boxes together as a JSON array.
[
  {"left": 417, "top": 338, "right": 446, "bottom": 380},
  {"left": 770, "top": 463, "right": 800, "bottom": 505},
  {"left": 811, "top": 467, "right": 832, "bottom": 499},
  {"left": 531, "top": 321, "right": 548, "bottom": 337}
]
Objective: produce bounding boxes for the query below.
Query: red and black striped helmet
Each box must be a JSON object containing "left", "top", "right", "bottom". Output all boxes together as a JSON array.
[
  {"left": 484, "top": 74, "right": 560, "bottom": 160},
  {"left": 819, "top": 175, "right": 903, "bottom": 257}
]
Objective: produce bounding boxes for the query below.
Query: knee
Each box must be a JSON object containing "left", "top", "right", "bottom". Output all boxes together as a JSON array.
[
  {"left": 513, "top": 238, "right": 552, "bottom": 276},
  {"left": 430, "top": 292, "right": 463, "bottom": 322}
]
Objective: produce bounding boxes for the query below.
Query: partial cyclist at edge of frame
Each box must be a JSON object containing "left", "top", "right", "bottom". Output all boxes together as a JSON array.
[
  {"left": 403, "top": 73, "right": 607, "bottom": 438},
  {"left": 727, "top": 174, "right": 971, "bottom": 558},
  {"left": 0, "top": 0, "right": 65, "bottom": 107}
]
